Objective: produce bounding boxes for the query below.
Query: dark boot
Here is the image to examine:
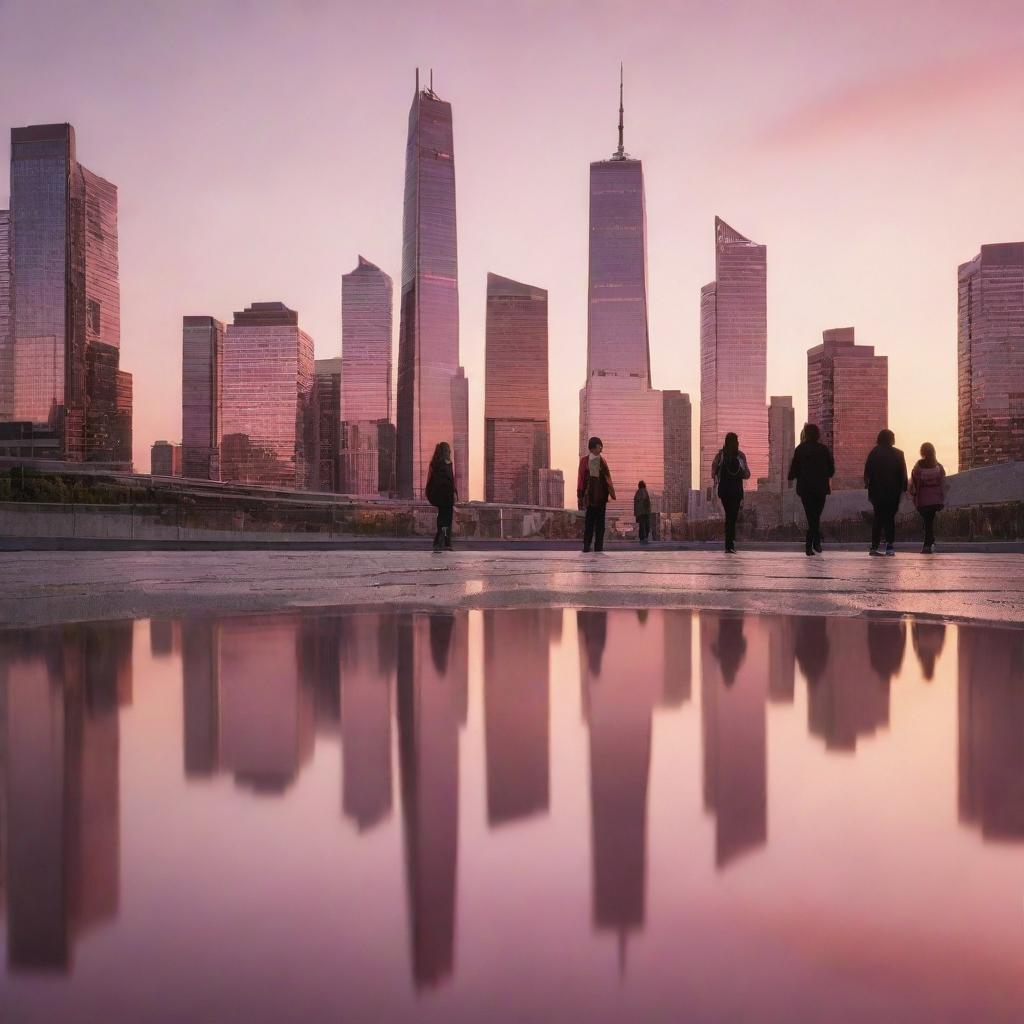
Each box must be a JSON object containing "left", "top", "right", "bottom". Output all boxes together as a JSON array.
[
  {"left": 432, "top": 530, "right": 443, "bottom": 553},
  {"left": 443, "top": 527, "right": 453, "bottom": 551}
]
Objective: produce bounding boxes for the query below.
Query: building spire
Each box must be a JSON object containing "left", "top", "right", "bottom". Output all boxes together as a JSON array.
[{"left": 615, "top": 63, "right": 625, "bottom": 159}]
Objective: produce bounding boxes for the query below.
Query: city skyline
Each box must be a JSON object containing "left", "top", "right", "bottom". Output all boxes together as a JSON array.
[{"left": 2, "top": 2, "right": 1023, "bottom": 496}]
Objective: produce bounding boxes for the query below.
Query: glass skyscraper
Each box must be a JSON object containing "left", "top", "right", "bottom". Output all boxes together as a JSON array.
[
  {"left": 395, "top": 77, "right": 468, "bottom": 501},
  {"left": 699, "top": 217, "right": 768, "bottom": 493},
  {"left": 579, "top": 76, "right": 685, "bottom": 514},
  {"left": 662, "top": 390, "right": 692, "bottom": 514},
  {"left": 220, "top": 302, "right": 315, "bottom": 489},
  {"left": 0, "top": 210, "right": 11, "bottom": 421},
  {"left": 958, "top": 242, "right": 1024, "bottom": 470},
  {"left": 181, "top": 316, "right": 224, "bottom": 480},
  {"left": 9, "top": 123, "right": 131, "bottom": 463},
  {"left": 484, "top": 273, "right": 555, "bottom": 505},
  {"left": 341, "top": 256, "right": 395, "bottom": 495},
  {"left": 396, "top": 79, "right": 469, "bottom": 500},
  {"left": 315, "top": 356, "right": 342, "bottom": 492},
  {"left": 807, "top": 328, "right": 887, "bottom": 489}
]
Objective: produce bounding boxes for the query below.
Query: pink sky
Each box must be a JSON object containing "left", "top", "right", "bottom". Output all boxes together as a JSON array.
[{"left": 3, "top": 0, "right": 1024, "bottom": 495}]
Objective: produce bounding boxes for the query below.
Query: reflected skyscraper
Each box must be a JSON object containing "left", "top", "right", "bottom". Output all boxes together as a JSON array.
[
  {"left": 660, "top": 609, "right": 693, "bottom": 707},
  {"left": 221, "top": 302, "right": 316, "bottom": 489},
  {"left": 578, "top": 72, "right": 687, "bottom": 514},
  {"left": 0, "top": 622, "right": 131, "bottom": 971},
  {"left": 958, "top": 625, "right": 1024, "bottom": 840},
  {"left": 767, "top": 615, "right": 796, "bottom": 703},
  {"left": 8, "top": 123, "right": 133, "bottom": 463},
  {"left": 807, "top": 328, "right": 888, "bottom": 489},
  {"left": 181, "top": 316, "right": 224, "bottom": 480},
  {"left": 484, "top": 275, "right": 555, "bottom": 506},
  {"left": 396, "top": 77, "right": 469, "bottom": 500},
  {"left": 578, "top": 610, "right": 659, "bottom": 965},
  {"left": 793, "top": 616, "right": 830, "bottom": 686},
  {"left": 341, "top": 257, "right": 395, "bottom": 496},
  {"left": 181, "top": 620, "right": 220, "bottom": 778},
  {"left": 700, "top": 218, "right": 768, "bottom": 491},
  {"left": 396, "top": 611, "right": 468, "bottom": 988},
  {"left": 483, "top": 609, "right": 557, "bottom": 826},
  {"left": 700, "top": 613, "right": 768, "bottom": 868},
  {"left": 958, "top": 242, "right": 1024, "bottom": 469}
]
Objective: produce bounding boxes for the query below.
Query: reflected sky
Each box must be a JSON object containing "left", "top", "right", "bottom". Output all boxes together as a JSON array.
[{"left": 0, "top": 609, "right": 1022, "bottom": 1022}]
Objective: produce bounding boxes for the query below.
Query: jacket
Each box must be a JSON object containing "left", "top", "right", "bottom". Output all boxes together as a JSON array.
[
  {"left": 711, "top": 448, "right": 750, "bottom": 500},
  {"left": 910, "top": 461, "right": 946, "bottom": 509},
  {"left": 633, "top": 488, "right": 652, "bottom": 518},
  {"left": 425, "top": 460, "right": 456, "bottom": 507},
  {"left": 863, "top": 445, "right": 908, "bottom": 505},
  {"left": 577, "top": 455, "right": 616, "bottom": 509},
  {"left": 788, "top": 441, "right": 835, "bottom": 498}
]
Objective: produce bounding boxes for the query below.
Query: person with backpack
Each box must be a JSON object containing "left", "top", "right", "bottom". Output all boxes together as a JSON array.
[
  {"left": 633, "top": 480, "right": 652, "bottom": 544},
  {"left": 863, "top": 429, "right": 908, "bottom": 556},
  {"left": 788, "top": 423, "right": 835, "bottom": 556},
  {"left": 576, "top": 436, "right": 616, "bottom": 553},
  {"left": 711, "top": 432, "right": 750, "bottom": 554},
  {"left": 909, "top": 442, "right": 947, "bottom": 554},
  {"left": 425, "top": 441, "right": 457, "bottom": 553}
]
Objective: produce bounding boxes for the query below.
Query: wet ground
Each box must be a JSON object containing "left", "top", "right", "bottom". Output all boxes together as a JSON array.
[{"left": 1, "top": 607, "right": 1022, "bottom": 1023}]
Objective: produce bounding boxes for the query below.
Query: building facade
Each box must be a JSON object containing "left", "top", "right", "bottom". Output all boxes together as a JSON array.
[
  {"left": 807, "top": 328, "right": 887, "bottom": 489},
  {"left": 760, "top": 395, "right": 795, "bottom": 492},
  {"left": 8, "top": 123, "right": 132, "bottom": 463},
  {"left": 958, "top": 242, "right": 1024, "bottom": 470},
  {"left": 396, "top": 80, "right": 469, "bottom": 500},
  {"left": 182, "top": 316, "right": 224, "bottom": 480},
  {"left": 662, "top": 390, "right": 692, "bottom": 514},
  {"left": 220, "top": 302, "right": 315, "bottom": 489},
  {"left": 484, "top": 273, "right": 557, "bottom": 505},
  {"left": 341, "top": 256, "right": 395, "bottom": 495},
  {"left": 151, "top": 440, "right": 182, "bottom": 476},
  {"left": 0, "top": 210, "right": 11, "bottom": 421},
  {"left": 536, "top": 468, "right": 565, "bottom": 509},
  {"left": 315, "top": 357, "right": 341, "bottom": 492},
  {"left": 699, "top": 217, "right": 768, "bottom": 492}
]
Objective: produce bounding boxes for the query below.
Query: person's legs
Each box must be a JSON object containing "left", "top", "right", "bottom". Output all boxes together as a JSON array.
[
  {"left": 812, "top": 495, "right": 826, "bottom": 551},
  {"left": 724, "top": 496, "right": 739, "bottom": 550},
  {"left": 801, "top": 496, "right": 819, "bottom": 554},
  {"left": 594, "top": 505, "right": 607, "bottom": 551},
  {"left": 871, "top": 503, "right": 883, "bottom": 551},
  {"left": 639, "top": 514, "right": 650, "bottom": 542},
  {"left": 921, "top": 506, "right": 936, "bottom": 549},
  {"left": 884, "top": 501, "right": 897, "bottom": 548},
  {"left": 583, "top": 507, "right": 596, "bottom": 551},
  {"left": 439, "top": 505, "right": 454, "bottom": 549},
  {"left": 433, "top": 508, "right": 444, "bottom": 551}
]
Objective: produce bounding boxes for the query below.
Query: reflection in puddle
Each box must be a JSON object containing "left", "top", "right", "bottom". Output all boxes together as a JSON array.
[{"left": 0, "top": 609, "right": 1022, "bottom": 1022}]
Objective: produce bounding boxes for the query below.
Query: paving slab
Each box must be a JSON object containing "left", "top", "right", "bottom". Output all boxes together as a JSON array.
[{"left": 1, "top": 549, "right": 1022, "bottom": 629}]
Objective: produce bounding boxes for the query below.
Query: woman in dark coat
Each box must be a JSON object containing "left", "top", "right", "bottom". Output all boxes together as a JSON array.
[
  {"left": 425, "top": 441, "right": 457, "bottom": 552},
  {"left": 710, "top": 432, "right": 750, "bottom": 554},
  {"left": 576, "top": 436, "right": 616, "bottom": 553},
  {"left": 788, "top": 423, "right": 835, "bottom": 556},
  {"left": 863, "top": 429, "right": 908, "bottom": 556}
]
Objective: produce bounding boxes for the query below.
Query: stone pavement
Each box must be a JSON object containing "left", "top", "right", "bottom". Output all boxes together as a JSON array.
[{"left": 1, "top": 549, "right": 1022, "bottom": 629}]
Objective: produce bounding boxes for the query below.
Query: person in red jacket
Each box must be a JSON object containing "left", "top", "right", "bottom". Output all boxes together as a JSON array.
[
  {"left": 576, "top": 436, "right": 616, "bottom": 553},
  {"left": 909, "top": 442, "right": 947, "bottom": 554}
]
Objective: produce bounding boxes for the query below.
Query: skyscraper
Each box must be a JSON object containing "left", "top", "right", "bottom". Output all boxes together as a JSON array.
[
  {"left": 0, "top": 210, "right": 11, "bottom": 421},
  {"left": 958, "top": 242, "right": 1024, "bottom": 470},
  {"left": 760, "top": 395, "right": 795, "bottom": 492},
  {"left": 181, "top": 315, "right": 224, "bottom": 480},
  {"left": 579, "top": 72, "right": 674, "bottom": 515},
  {"left": 807, "top": 327, "right": 887, "bottom": 489},
  {"left": 341, "top": 256, "right": 395, "bottom": 495},
  {"left": 220, "top": 302, "right": 315, "bottom": 489},
  {"left": 396, "top": 77, "right": 469, "bottom": 500},
  {"left": 700, "top": 218, "right": 768, "bottom": 492},
  {"left": 662, "top": 390, "right": 692, "bottom": 513},
  {"left": 9, "top": 123, "right": 132, "bottom": 463},
  {"left": 150, "top": 440, "right": 181, "bottom": 476},
  {"left": 315, "top": 357, "right": 341, "bottom": 492},
  {"left": 484, "top": 273, "right": 555, "bottom": 505}
]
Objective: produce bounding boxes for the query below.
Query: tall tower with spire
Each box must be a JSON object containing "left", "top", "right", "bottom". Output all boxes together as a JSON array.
[
  {"left": 396, "top": 72, "right": 469, "bottom": 500},
  {"left": 579, "top": 70, "right": 689, "bottom": 514}
]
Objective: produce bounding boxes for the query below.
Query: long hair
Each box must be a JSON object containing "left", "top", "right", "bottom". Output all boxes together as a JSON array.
[
  {"left": 919, "top": 442, "right": 937, "bottom": 468},
  {"left": 430, "top": 441, "right": 451, "bottom": 469},
  {"left": 803, "top": 423, "right": 821, "bottom": 444},
  {"left": 722, "top": 432, "right": 739, "bottom": 456}
]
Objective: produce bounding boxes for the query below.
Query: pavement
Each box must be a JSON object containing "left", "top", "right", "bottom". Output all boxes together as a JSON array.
[{"left": 0, "top": 548, "right": 1022, "bottom": 629}]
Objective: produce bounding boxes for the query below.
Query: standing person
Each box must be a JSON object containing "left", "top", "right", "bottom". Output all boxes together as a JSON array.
[
  {"left": 633, "top": 480, "right": 652, "bottom": 544},
  {"left": 788, "top": 423, "right": 835, "bottom": 557},
  {"left": 863, "top": 429, "right": 908, "bottom": 557},
  {"left": 425, "top": 441, "right": 457, "bottom": 553},
  {"left": 711, "top": 432, "right": 750, "bottom": 554},
  {"left": 909, "top": 442, "right": 947, "bottom": 554},
  {"left": 576, "top": 436, "right": 616, "bottom": 553}
]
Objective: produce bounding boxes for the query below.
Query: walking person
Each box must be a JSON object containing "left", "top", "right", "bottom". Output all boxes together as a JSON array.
[
  {"left": 863, "top": 429, "right": 908, "bottom": 557},
  {"left": 425, "top": 441, "right": 457, "bottom": 553},
  {"left": 634, "top": 480, "right": 652, "bottom": 544},
  {"left": 788, "top": 423, "right": 835, "bottom": 556},
  {"left": 909, "top": 442, "right": 947, "bottom": 554},
  {"left": 577, "top": 436, "right": 616, "bottom": 553},
  {"left": 711, "top": 432, "right": 750, "bottom": 554}
]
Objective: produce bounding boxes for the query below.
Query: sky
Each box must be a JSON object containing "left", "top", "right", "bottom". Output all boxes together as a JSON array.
[{"left": 3, "top": 0, "right": 1024, "bottom": 495}]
